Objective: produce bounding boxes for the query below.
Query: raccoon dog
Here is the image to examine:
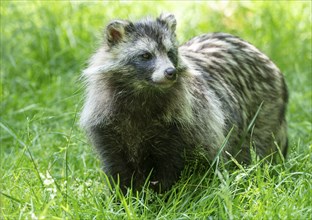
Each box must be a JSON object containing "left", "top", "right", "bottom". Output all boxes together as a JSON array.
[{"left": 80, "top": 14, "right": 288, "bottom": 193}]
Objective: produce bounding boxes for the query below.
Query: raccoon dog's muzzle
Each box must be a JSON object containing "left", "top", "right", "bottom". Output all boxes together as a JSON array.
[
  {"left": 151, "top": 56, "right": 177, "bottom": 86},
  {"left": 164, "top": 67, "right": 177, "bottom": 80}
]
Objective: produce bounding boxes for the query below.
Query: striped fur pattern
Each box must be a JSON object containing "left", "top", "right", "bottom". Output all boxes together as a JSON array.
[{"left": 80, "top": 14, "right": 288, "bottom": 193}]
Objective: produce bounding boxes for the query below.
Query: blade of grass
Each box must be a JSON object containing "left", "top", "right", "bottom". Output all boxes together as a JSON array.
[{"left": 0, "top": 122, "right": 44, "bottom": 188}]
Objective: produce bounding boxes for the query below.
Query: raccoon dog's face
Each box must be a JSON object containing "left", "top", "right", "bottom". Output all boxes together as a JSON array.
[{"left": 104, "top": 14, "right": 180, "bottom": 90}]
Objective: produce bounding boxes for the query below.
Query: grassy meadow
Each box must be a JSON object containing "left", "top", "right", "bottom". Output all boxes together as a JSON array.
[{"left": 1, "top": 1, "right": 311, "bottom": 219}]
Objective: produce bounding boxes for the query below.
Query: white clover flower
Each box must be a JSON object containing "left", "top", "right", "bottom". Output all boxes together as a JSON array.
[
  {"left": 39, "top": 171, "right": 57, "bottom": 200},
  {"left": 85, "top": 179, "right": 93, "bottom": 187},
  {"left": 30, "top": 211, "right": 38, "bottom": 220}
]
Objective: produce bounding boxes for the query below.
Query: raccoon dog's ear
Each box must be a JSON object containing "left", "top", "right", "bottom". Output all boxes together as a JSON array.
[
  {"left": 105, "top": 20, "right": 132, "bottom": 46},
  {"left": 158, "top": 13, "right": 177, "bottom": 32}
]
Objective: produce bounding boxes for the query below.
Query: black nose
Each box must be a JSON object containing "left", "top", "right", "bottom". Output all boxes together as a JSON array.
[{"left": 164, "top": 67, "right": 177, "bottom": 80}]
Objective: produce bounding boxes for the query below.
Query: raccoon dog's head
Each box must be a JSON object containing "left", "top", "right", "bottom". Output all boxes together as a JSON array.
[{"left": 91, "top": 14, "right": 183, "bottom": 91}]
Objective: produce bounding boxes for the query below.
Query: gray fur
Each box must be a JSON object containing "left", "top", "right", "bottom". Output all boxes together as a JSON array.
[{"left": 80, "top": 14, "right": 288, "bottom": 193}]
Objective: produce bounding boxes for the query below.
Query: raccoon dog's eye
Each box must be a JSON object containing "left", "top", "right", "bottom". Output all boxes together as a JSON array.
[{"left": 140, "top": 52, "right": 152, "bottom": 60}]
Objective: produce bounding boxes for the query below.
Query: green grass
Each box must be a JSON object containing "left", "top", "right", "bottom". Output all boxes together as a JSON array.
[{"left": 1, "top": 1, "right": 311, "bottom": 219}]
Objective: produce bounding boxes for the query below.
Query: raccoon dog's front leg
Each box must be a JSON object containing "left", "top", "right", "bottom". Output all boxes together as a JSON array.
[
  {"left": 149, "top": 153, "right": 185, "bottom": 193},
  {"left": 147, "top": 132, "right": 187, "bottom": 192},
  {"left": 88, "top": 126, "right": 139, "bottom": 193}
]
